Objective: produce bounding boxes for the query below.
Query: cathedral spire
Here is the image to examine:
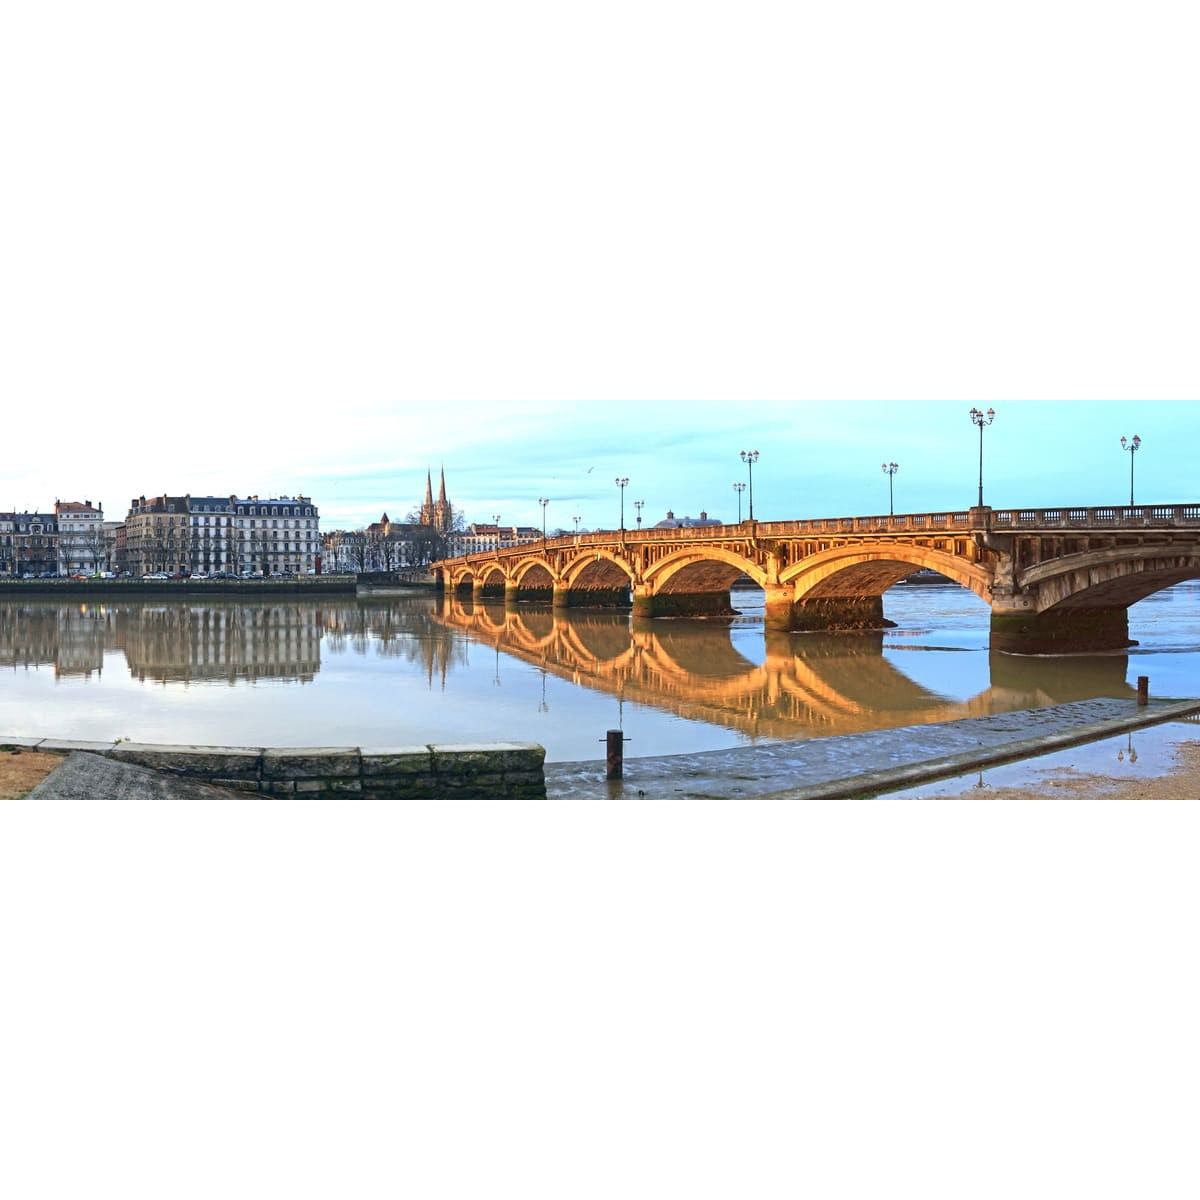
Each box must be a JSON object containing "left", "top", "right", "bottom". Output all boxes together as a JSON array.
[
  {"left": 424, "top": 469, "right": 434, "bottom": 507},
  {"left": 437, "top": 467, "right": 447, "bottom": 506}
]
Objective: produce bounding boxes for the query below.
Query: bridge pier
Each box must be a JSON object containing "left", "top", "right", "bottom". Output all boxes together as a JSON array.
[
  {"left": 765, "top": 589, "right": 895, "bottom": 633},
  {"left": 990, "top": 606, "right": 1135, "bottom": 654},
  {"left": 632, "top": 585, "right": 736, "bottom": 619},
  {"left": 554, "top": 585, "right": 631, "bottom": 609}
]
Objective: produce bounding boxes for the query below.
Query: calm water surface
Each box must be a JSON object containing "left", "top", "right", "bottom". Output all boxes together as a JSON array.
[{"left": 2, "top": 583, "right": 1198, "bottom": 761}]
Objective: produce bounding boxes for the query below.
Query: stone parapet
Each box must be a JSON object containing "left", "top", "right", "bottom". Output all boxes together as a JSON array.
[{"left": 6, "top": 737, "right": 547, "bottom": 799}]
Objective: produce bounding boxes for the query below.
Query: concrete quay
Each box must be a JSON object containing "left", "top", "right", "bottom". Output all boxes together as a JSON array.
[{"left": 544, "top": 698, "right": 1200, "bottom": 801}]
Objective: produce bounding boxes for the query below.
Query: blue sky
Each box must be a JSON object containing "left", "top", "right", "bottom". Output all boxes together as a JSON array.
[{"left": 2, "top": 5, "right": 1196, "bottom": 531}]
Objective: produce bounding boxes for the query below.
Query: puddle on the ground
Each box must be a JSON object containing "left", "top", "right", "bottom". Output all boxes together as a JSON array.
[{"left": 881, "top": 719, "right": 1200, "bottom": 799}]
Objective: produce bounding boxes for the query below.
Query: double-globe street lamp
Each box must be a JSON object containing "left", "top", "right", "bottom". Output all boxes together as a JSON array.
[
  {"left": 538, "top": 497, "right": 549, "bottom": 544},
  {"left": 732, "top": 481, "right": 746, "bottom": 522},
  {"left": 881, "top": 462, "right": 898, "bottom": 517},
  {"left": 968, "top": 407, "right": 995, "bottom": 507},
  {"left": 1121, "top": 435, "right": 1142, "bottom": 506},
  {"left": 740, "top": 450, "right": 759, "bottom": 521},
  {"left": 615, "top": 477, "right": 629, "bottom": 532},
  {"left": 634, "top": 499, "right": 645, "bottom": 529}
]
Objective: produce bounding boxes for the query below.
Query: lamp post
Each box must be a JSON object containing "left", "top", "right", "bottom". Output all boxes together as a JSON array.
[
  {"left": 573, "top": 515, "right": 581, "bottom": 534},
  {"left": 1120, "top": 435, "right": 1141, "bottom": 506},
  {"left": 634, "top": 500, "right": 644, "bottom": 529},
  {"left": 881, "top": 462, "right": 898, "bottom": 517},
  {"left": 740, "top": 450, "right": 759, "bottom": 520},
  {"left": 732, "top": 481, "right": 746, "bottom": 522},
  {"left": 968, "top": 408, "right": 995, "bottom": 507},
  {"left": 615, "top": 477, "right": 629, "bottom": 531},
  {"left": 538, "top": 497, "right": 549, "bottom": 544}
]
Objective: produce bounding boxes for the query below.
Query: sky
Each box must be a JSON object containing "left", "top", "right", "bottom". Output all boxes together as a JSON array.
[{"left": 2, "top": 4, "right": 1197, "bottom": 533}]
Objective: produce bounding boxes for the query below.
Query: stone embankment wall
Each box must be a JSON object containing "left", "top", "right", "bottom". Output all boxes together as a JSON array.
[
  {"left": 0, "top": 576, "right": 358, "bottom": 596},
  {"left": 4, "top": 738, "right": 546, "bottom": 799}
]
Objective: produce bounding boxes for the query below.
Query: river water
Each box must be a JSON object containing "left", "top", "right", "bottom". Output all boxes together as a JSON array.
[{"left": 1, "top": 582, "right": 1198, "bottom": 761}]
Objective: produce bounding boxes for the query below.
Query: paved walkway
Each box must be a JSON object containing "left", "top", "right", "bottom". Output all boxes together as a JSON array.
[{"left": 544, "top": 698, "right": 1200, "bottom": 800}]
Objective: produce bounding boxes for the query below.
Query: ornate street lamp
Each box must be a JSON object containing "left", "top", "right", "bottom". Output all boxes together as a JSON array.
[
  {"left": 615, "top": 477, "right": 629, "bottom": 531},
  {"left": 634, "top": 500, "right": 645, "bottom": 529},
  {"left": 732, "top": 481, "right": 746, "bottom": 522},
  {"left": 538, "top": 497, "right": 549, "bottom": 544},
  {"left": 573, "top": 514, "right": 581, "bottom": 534},
  {"left": 1121, "top": 435, "right": 1141, "bottom": 506},
  {"left": 968, "top": 407, "right": 995, "bottom": 507},
  {"left": 881, "top": 462, "right": 898, "bottom": 517},
  {"left": 740, "top": 450, "right": 759, "bottom": 520}
]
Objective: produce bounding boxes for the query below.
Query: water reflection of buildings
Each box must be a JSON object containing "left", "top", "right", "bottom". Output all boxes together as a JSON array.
[
  {"left": 321, "top": 599, "right": 468, "bottom": 687},
  {"left": 118, "top": 604, "right": 322, "bottom": 683},
  {"left": 432, "top": 596, "right": 1136, "bottom": 741},
  {"left": 0, "top": 597, "right": 468, "bottom": 688},
  {"left": 0, "top": 603, "right": 112, "bottom": 678}
]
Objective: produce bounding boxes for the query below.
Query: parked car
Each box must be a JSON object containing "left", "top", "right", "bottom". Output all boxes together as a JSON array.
[{"left": 143, "top": 572, "right": 169, "bottom": 580}]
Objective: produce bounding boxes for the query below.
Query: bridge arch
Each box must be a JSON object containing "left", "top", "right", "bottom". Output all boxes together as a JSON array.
[
  {"left": 562, "top": 549, "right": 635, "bottom": 590},
  {"left": 511, "top": 559, "right": 558, "bottom": 590},
  {"left": 784, "top": 545, "right": 992, "bottom": 606},
  {"left": 644, "top": 546, "right": 766, "bottom": 593},
  {"left": 1017, "top": 546, "right": 1200, "bottom": 612}
]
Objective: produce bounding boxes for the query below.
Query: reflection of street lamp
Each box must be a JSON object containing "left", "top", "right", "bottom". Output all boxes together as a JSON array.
[
  {"left": 634, "top": 500, "right": 644, "bottom": 529},
  {"left": 732, "top": 481, "right": 746, "bottom": 522},
  {"left": 1117, "top": 733, "right": 1138, "bottom": 764},
  {"left": 740, "top": 450, "right": 759, "bottom": 520},
  {"left": 538, "top": 497, "right": 549, "bottom": 544},
  {"left": 881, "top": 462, "right": 898, "bottom": 516},
  {"left": 969, "top": 407, "right": 995, "bottom": 507},
  {"left": 1120, "top": 435, "right": 1141, "bottom": 506},
  {"left": 538, "top": 667, "right": 549, "bottom": 713},
  {"left": 615, "top": 477, "right": 629, "bottom": 531}
]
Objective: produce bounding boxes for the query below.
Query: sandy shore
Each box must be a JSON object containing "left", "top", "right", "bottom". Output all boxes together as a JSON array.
[
  {"left": 901, "top": 739, "right": 1200, "bottom": 800},
  {"left": 0, "top": 750, "right": 66, "bottom": 799}
]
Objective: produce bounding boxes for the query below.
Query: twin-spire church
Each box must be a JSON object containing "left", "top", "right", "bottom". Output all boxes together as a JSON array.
[{"left": 418, "top": 468, "right": 453, "bottom": 533}]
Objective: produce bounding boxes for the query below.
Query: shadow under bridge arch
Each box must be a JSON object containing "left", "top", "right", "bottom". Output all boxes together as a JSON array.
[
  {"left": 770, "top": 545, "right": 990, "bottom": 631},
  {"left": 637, "top": 547, "right": 765, "bottom": 618},
  {"left": 559, "top": 550, "right": 636, "bottom": 608}
]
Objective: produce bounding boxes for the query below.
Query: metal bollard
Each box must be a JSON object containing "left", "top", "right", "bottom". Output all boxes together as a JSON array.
[
  {"left": 605, "top": 730, "right": 624, "bottom": 780},
  {"left": 1137, "top": 676, "right": 1149, "bottom": 706}
]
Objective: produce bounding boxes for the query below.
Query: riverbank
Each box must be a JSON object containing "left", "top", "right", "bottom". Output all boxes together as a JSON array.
[
  {"left": 0, "top": 576, "right": 358, "bottom": 596},
  {"left": 11, "top": 697, "right": 1200, "bottom": 799}
]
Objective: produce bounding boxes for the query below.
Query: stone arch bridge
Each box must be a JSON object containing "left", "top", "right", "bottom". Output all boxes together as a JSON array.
[{"left": 432, "top": 504, "right": 1200, "bottom": 653}]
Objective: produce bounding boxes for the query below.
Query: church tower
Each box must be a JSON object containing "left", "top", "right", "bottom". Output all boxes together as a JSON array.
[{"left": 419, "top": 468, "right": 452, "bottom": 533}]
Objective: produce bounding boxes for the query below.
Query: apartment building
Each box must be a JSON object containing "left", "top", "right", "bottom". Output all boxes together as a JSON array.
[
  {"left": 55, "top": 500, "right": 106, "bottom": 575},
  {"left": 125, "top": 494, "right": 321, "bottom": 576},
  {"left": 0, "top": 512, "right": 59, "bottom": 577}
]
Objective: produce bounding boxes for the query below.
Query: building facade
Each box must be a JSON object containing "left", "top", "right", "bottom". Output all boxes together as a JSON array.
[
  {"left": 443, "top": 523, "right": 542, "bottom": 557},
  {"left": 125, "top": 494, "right": 321, "bottom": 576},
  {"left": 0, "top": 512, "right": 59, "bottom": 577},
  {"left": 55, "top": 500, "right": 106, "bottom": 575}
]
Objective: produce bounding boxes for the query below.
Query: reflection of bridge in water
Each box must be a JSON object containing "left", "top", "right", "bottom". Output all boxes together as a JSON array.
[{"left": 433, "top": 596, "right": 1134, "bottom": 741}]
